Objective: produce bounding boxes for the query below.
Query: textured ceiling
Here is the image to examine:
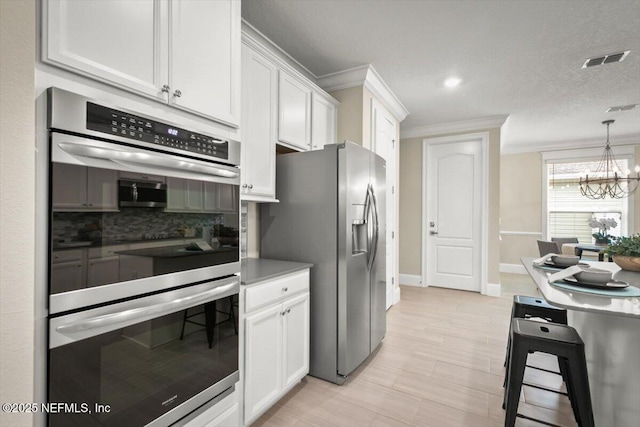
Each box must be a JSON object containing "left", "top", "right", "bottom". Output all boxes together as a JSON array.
[{"left": 242, "top": 0, "right": 640, "bottom": 151}]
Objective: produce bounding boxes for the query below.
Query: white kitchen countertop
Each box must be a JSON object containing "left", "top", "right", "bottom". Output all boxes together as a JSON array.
[
  {"left": 521, "top": 257, "right": 640, "bottom": 318},
  {"left": 241, "top": 258, "right": 312, "bottom": 286}
]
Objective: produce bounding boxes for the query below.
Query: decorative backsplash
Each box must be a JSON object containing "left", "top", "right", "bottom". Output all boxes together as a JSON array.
[{"left": 52, "top": 209, "right": 232, "bottom": 243}]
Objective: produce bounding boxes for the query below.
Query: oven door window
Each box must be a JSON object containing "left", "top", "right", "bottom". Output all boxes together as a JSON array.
[
  {"left": 49, "top": 293, "right": 239, "bottom": 426},
  {"left": 50, "top": 164, "right": 239, "bottom": 295}
]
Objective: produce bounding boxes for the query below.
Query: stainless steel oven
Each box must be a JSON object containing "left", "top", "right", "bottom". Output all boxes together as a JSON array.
[
  {"left": 47, "top": 87, "right": 241, "bottom": 314},
  {"left": 46, "top": 87, "right": 241, "bottom": 426},
  {"left": 49, "top": 276, "right": 239, "bottom": 427}
]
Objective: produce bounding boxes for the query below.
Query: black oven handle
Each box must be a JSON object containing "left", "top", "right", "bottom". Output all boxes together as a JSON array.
[
  {"left": 56, "top": 282, "right": 236, "bottom": 335},
  {"left": 57, "top": 141, "right": 239, "bottom": 179}
]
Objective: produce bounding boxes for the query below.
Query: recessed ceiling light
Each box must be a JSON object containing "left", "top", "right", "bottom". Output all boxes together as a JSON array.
[{"left": 444, "top": 77, "right": 462, "bottom": 88}]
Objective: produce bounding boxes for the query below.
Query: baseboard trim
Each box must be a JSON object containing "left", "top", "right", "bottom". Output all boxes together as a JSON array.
[
  {"left": 500, "top": 263, "right": 527, "bottom": 275},
  {"left": 484, "top": 282, "right": 501, "bottom": 297},
  {"left": 393, "top": 286, "right": 401, "bottom": 304},
  {"left": 399, "top": 274, "right": 422, "bottom": 286}
]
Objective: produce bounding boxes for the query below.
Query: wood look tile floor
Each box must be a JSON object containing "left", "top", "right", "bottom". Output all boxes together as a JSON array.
[{"left": 253, "top": 273, "right": 578, "bottom": 427}]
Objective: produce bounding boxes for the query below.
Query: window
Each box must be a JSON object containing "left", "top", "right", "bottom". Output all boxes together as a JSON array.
[{"left": 546, "top": 159, "right": 629, "bottom": 243}]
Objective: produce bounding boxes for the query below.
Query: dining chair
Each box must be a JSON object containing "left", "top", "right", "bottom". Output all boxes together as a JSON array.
[
  {"left": 551, "top": 237, "right": 579, "bottom": 245},
  {"left": 537, "top": 240, "right": 561, "bottom": 257}
]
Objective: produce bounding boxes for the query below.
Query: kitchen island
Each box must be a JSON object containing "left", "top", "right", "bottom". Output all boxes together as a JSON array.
[{"left": 522, "top": 257, "right": 640, "bottom": 426}]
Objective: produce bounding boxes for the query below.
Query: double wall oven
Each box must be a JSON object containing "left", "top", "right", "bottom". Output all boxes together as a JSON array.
[{"left": 47, "top": 88, "right": 241, "bottom": 426}]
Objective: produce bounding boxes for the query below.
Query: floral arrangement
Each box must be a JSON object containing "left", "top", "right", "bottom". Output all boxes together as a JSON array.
[{"left": 587, "top": 217, "right": 617, "bottom": 243}]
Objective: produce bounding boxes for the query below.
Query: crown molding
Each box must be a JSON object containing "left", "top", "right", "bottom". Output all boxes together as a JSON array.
[
  {"left": 241, "top": 19, "right": 317, "bottom": 83},
  {"left": 502, "top": 134, "right": 640, "bottom": 154},
  {"left": 401, "top": 115, "right": 509, "bottom": 139},
  {"left": 317, "top": 65, "right": 409, "bottom": 122}
]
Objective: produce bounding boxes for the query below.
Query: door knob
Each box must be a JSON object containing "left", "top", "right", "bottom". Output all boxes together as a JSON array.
[
  {"left": 173, "top": 89, "right": 182, "bottom": 98},
  {"left": 430, "top": 231, "right": 438, "bottom": 235},
  {"left": 161, "top": 84, "right": 170, "bottom": 93},
  {"left": 248, "top": 184, "right": 253, "bottom": 189}
]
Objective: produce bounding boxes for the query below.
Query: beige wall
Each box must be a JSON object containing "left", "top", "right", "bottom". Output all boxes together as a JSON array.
[
  {"left": 0, "top": 1, "right": 36, "bottom": 426},
  {"left": 398, "top": 128, "right": 502, "bottom": 286},
  {"left": 499, "top": 152, "right": 542, "bottom": 264},
  {"left": 329, "top": 86, "right": 363, "bottom": 145},
  {"left": 399, "top": 137, "right": 423, "bottom": 275}
]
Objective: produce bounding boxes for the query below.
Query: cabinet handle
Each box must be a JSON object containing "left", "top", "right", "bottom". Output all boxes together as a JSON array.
[
  {"left": 282, "top": 287, "right": 288, "bottom": 292},
  {"left": 161, "top": 84, "right": 170, "bottom": 93},
  {"left": 242, "top": 184, "right": 248, "bottom": 188},
  {"left": 281, "top": 311, "right": 286, "bottom": 316},
  {"left": 82, "top": 203, "right": 87, "bottom": 206},
  {"left": 173, "top": 89, "right": 182, "bottom": 98},
  {"left": 248, "top": 184, "right": 253, "bottom": 189},
  {"left": 88, "top": 203, "right": 93, "bottom": 207},
  {"left": 286, "top": 308, "right": 291, "bottom": 314}
]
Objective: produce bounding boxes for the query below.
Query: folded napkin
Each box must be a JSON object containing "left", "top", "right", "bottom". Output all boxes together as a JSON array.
[
  {"left": 547, "top": 265, "right": 585, "bottom": 284},
  {"left": 532, "top": 253, "right": 562, "bottom": 265}
]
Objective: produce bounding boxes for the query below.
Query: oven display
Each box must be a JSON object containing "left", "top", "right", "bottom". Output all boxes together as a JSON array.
[{"left": 86, "top": 102, "right": 229, "bottom": 160}]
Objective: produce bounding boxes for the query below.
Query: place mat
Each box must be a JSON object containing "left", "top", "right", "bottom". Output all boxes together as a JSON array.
[{"left": 549, "top": 280, "right": 640, "bottom": 297}]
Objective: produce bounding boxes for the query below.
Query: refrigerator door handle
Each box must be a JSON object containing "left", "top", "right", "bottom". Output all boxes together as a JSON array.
[
  {"left": 367, "top": 184, "right": 380, "bottom": 271},
  {"left": 363, "top": 187, "right": 372, "bottom": 265}
]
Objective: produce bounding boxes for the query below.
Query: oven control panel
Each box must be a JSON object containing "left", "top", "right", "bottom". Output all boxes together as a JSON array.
[{"left": 86, "top": 102, "right": 229, "bottom": 160}]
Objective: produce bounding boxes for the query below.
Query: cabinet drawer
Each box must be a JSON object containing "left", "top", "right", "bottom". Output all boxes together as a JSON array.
[
  {"left": 52, "top": 249, "right": 84, "bottom": 263},
  {"left": 245, "top": 270, "right": 309, "bottom": 313}
]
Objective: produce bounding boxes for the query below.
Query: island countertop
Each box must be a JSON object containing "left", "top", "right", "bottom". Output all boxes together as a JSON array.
[
  {"left": 241, "top": 258, "right": 313, "bottom": 286},
  {"left": 521, "top": 257, "right": 640, "bottom": 318}
]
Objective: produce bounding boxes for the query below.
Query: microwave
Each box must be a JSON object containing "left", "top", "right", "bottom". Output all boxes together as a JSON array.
[{"left": 119, "top": 179, "right": 167, "bottom": 208}]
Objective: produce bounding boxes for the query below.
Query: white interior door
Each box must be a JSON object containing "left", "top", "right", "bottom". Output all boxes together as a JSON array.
[
  {"left": 426, "top": 139, "right": 482, "bottom": 292},
  {"left": 371, "top": 100, "right": 396, "bottom": 308}
]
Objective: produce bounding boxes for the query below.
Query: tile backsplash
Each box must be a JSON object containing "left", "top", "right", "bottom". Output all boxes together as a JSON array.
[{"left": 52, "top": 209, "right": 230, "bottom": 243}]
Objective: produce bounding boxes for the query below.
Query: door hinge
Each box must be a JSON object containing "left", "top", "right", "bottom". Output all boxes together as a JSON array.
[
  {"left": 392, "top": 185, "right": 395, "bottom": 194},
  {"left": 392, "top": 139, "right": 396, "bottom": 149},
  {"left": 392, "top": 277, "right": 395, "bottom": 285},
  {"left": 392, "top": 231, "right": 395, "bottom": 239}
]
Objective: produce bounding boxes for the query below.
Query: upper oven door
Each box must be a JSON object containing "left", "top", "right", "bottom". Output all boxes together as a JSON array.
[{"left": 49, "top": 132, "right": 241, "bottom": 314}]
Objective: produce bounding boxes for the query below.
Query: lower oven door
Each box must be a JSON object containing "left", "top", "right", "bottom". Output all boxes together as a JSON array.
[{"left": 48, "top": 276, "right": 239, "bottom": 427}]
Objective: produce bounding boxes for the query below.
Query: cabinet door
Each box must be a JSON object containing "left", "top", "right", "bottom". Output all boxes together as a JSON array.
[
  {"left": 87, "top": 257, "right": 119, "bottom": 287},
  {"left": 44, "top": 0, "right": 168, "bottom": 100},
  {"left": 244, "top": 304, "right": 283, "bottom": 424},
  {"left": 203, "top": 182, "right": 219, "bottom": 212},
  {"left": 119, "top": 255, "right": 154, "bottom": 281},
  {"left": 185, "top": 180, "right": 204, "bottom": 211},
  {"left": 311, "top": 94, "right": 337, "bottom": 150},
  {"left": 86, "top": 168, "right": 119, "bottom": 210},
  {"left": 282, "top": 293, "right": 310, "bottom": 389},
  {"left": 166, "top": 177, "right": 187, "bottom": 210},
  {"left": 169, "top": 0, "right": 240, "bottom": 127},
  {"left": 51, "top": 261, "right": 84, "bottom": 294},
  {"left": 217, "top": 184, "right": 237, "bottom": 212},
  {"left": 241, "top": 45, "right": 277, "bottom": 199},
  {"left": 52, "top": 163, "right": 87, "bottom": 209},
  {"left": 278, "top": 71, "right": 312, "bottom": 150}
]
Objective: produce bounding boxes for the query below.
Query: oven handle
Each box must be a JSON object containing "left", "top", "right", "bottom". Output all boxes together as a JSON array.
[
  {"left": 56, "top": 283, "right": 236, "bottom": 334},
  {"left": 57, "top": 141, "right": 239, "bottom": 179}
]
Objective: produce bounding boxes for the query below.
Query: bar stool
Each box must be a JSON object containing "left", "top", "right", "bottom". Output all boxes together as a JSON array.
[
  {"left": 179, "top": 295, "right": 238, "bottom": 348},
  {"left": 504, "top": 296, "right": 568, "bottom": 373},
  {"left": 504, "top": 319, "right": 594, "bottom": 427}
]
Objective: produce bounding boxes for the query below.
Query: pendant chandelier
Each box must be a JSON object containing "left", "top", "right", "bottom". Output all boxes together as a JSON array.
[{"left": 579, "top": 120, "right": 640, "bottom": 199}]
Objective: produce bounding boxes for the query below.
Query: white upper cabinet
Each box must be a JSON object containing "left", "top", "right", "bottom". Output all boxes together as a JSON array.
[
  {"left": 44, "top": 0, "right": 240, "bottom": 128},
  {"left": 311, "top": 93, "right": 337, "bottom": 150},
  {"left": 241, "top": 44, "right": 278, "bottom": 202},
  {"left": 278, "top": 71, "right": 312, "bottom": 150},
  {"left": 169, "top": 0, "right": 240, "bottom": 127},
  {"left": 52, "top": 164, "right": 118, "bottom": 211}
]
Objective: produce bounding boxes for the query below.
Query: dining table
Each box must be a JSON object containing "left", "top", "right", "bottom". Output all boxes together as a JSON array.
[{"left": 521, "top": 257, "right": 640, "bottom": 427}]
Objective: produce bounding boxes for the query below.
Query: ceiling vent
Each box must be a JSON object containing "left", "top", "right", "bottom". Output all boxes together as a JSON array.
[
  {"left": 606, "top": 104, "right": 637, "bottom": 113},
  {"left": 582, "top": 50, "right": 630, "bottom": 68}
]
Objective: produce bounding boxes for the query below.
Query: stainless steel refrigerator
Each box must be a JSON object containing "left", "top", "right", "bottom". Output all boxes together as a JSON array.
[{"left": 261, "top": 141, "right": 386, "bottom": 384}]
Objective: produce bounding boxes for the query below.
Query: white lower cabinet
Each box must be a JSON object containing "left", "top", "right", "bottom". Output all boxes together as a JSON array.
[{"left": 243, "top": 270, "right": 310, "bottom": 425}]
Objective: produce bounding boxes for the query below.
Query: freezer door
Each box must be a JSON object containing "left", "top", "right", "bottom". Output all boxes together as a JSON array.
[
  {"left": 337, "top": 143, "right": 372, "bottom": 377},
  {"left": 369, "top": 151, "right": 387, "bottom": 352}
]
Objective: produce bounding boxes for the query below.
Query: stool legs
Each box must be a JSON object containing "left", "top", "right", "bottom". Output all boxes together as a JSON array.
[
  {"left": 567, "top": 352, "right": 595, "bottom": 427},
  {"left": 504, "top": 335, "right": 528, "bottom": 426}
]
